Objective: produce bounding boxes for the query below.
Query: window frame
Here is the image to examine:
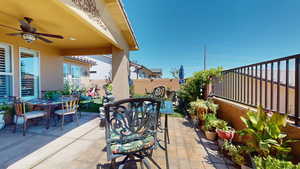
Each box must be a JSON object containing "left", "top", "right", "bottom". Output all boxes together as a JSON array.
[
  {"left": 19, "top": 47, "right": 41, "bottom": 100},
  {"left": 0, "top": 42, "right": 14, "bottom": 97}
]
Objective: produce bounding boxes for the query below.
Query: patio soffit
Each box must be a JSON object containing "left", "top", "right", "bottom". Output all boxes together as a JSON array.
[{"left": 0, "top": 0, "right": 138, "bottom": 55}]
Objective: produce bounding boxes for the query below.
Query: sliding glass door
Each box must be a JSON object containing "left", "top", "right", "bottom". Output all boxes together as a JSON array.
[{"left": 20, "top": 48, "right": 40, "bottom": 100}]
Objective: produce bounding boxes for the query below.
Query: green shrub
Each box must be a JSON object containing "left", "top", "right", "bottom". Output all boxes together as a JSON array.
[
  {"left": 44, "top": 91, "right": 62, "bottom": 100},
  {"left": 177, "top": 67, "right": 222, "bottom": 110},
  {"left": 223, "top": 140, "right": 246, "bottom": 165},
  {"left": 204, "top": 113, "right": 219, "bottom": 131},
  {"left": 239, "top": 106, "right": 296, "bottom": 159}
]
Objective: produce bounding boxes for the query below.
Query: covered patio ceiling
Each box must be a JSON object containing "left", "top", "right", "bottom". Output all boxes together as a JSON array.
[{"left": 0, "top": 0, "right": 138, "bottom": 55}]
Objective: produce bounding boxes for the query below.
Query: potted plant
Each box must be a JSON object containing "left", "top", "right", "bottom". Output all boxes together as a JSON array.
[
  {"left": 216, "top": 120, "right": 235, "bottom": 146},
  {"left": 238, "top": 106, "right": 296, "bottom": 159},
  {"left": 206, "top": 99, "right": 218, "bottom": 113},
  {"left": 44, "top": 91, "right": 62, "bottom": 100},
  {"left": 0, "top": 104, "right": 14, "bottom": 125},
  {"left": 223, "top": 141, "right": 251, "bottom": 169},
  {"left": 189, "top": 99, "right": 208, "bottom": 127},
  {"left": 204, "top": 113, "right": 219, "bottom": 140},
  {"left": 253, "top": 156, "right": 300, "bottom": 169}
]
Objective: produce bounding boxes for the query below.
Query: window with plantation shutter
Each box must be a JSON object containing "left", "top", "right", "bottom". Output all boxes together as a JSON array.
[
  {"left": 0, "top": 44, "right": 13, "bottom": 100},
  {"left": 20, "top": 48, "right": 39, "bottom": 100}
]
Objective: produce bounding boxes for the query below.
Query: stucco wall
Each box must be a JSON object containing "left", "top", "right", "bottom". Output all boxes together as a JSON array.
[
  {"left": 0, "top": 34, "right": 66, "bottom": 97},
  {"left": 212, "top": 96, "right": 300, "bottom": 160},
  {"left": 133, "top": 79, "right": 180, "bottom": 95}
]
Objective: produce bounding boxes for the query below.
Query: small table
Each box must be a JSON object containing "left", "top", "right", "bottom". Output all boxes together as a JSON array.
[{"left": 26, "top": 97, "right": 75, "bottom": 129}]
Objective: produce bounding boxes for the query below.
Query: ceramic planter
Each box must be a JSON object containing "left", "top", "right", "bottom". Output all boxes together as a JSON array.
[
  {"left": 0, "top": 112, "right": 5, "bottom": 129},
  {"left": 205, "top": 130, "right": 217, "bottom": 141},
  {"left": 216, "top": 128, "right": 235, "bottom": 140}
]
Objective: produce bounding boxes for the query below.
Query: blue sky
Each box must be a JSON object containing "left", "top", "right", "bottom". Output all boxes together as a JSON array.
[{"left": 123, "top": 0, "right": 300, "bottom": 78}]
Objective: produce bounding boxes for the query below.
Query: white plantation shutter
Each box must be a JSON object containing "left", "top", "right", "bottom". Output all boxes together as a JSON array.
[{"left": 0, "top": 44, "right": 13, "bottom": 99}]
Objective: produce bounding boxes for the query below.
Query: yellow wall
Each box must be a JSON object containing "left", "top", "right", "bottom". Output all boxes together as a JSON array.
[{"left": 0, "top": 34, "right": 64, "bottom": 97}]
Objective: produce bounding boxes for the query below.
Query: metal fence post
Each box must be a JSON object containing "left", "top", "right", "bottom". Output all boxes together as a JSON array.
[{"left": 295, "top": 58, "right": 300, "bottom": 125}]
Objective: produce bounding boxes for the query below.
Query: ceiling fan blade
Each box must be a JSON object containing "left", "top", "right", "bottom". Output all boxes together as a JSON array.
[
  {"left": 6, "top": 33, "right": 23, "bottom": 36},
  {"left": 0, "top": 24, "right": 21, "bottom": 31},
  {"left": 37, "top": 36, "right": 53, "bottom": 43},
  {"left": 34, "top": 32, "right": 64, "bottom": 39}
]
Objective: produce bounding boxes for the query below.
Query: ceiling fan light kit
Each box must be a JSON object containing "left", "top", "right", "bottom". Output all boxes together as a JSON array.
[{"left": 22, "top": 33, "right": 36, "bottom": 43}]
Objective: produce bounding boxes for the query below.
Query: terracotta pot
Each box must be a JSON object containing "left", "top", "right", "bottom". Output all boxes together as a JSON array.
[
  {"left": 205, "top": 131, "right": 217, "bottom": 141},
  {"left": 241, "top": 164, "right": 252, "bottom": 169},
  {"left": 216, "top": 128, "right": 235, "bottom": 140},
  {"left": 200, "top": 125, "right": 205, "bottom": 131}
]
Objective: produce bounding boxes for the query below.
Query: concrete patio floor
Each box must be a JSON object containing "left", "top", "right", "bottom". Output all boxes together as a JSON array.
[{"left": 1, "top": 115, "right": 237, "bottom": 169}]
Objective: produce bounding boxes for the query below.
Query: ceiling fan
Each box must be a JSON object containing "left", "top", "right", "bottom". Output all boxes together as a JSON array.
[{"left": 0, "top": 17, "right": 64, "bottom": 43}]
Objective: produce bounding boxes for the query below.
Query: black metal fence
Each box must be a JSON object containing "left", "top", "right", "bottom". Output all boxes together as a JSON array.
[{"left": 211, "top": 54, "right": 300, "bottom": 125}]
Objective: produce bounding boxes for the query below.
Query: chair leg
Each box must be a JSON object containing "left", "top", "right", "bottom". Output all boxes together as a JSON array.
[
  {"left": 75, "top": 113, "right": 79, "bottom": 126},
  {"left": 13, "top": 116, "right": 18, "bottom": 133},
  {"left": 61, "top": 115, "right": 64, "bottom": 130},
  {"left": 23, "top": 118, "right": 27, "bottom": 136},
  {"left": 142, "top": 158, "right": 152, "bottom": 169},
  {"left": 110, "top": 159, "right": 116, "bottom": 169}
]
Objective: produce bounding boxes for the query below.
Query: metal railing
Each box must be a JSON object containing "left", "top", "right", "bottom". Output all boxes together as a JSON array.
[{"left": 211, "top": 54, "right": 300, "bottom": 125}]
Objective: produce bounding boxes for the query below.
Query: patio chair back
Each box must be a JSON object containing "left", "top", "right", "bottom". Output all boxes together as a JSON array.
[
  {"left": 104, "top": 97, "right": 161, "bottom": 147},
  {"left": 62, "top": 98, "right": 78, "bottom": 113},
  {"left": 152, "top": 86, "right": 166, "bottom": 99},
  {"left": 14, "top": 102, "right": 25, "bottom": 116}
]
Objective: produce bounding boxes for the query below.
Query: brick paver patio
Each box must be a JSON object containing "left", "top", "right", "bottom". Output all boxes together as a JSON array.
[{"left": 5, "top": 116, "right": 236, "bottom": 169}]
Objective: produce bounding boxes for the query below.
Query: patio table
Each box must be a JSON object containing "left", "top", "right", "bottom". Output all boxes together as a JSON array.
[{"left": 26, "top": 97, "right": 75, "bottom": 129}]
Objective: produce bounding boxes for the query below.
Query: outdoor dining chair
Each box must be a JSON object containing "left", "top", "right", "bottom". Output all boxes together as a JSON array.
[
  {"left": 104, "top": 98, "right": 162, "bottom": 169},
  {"left": 54, "top": 97, "right": 79, "bottom": 130},
  {"left": 13, "top": 102, "right": 47, "bottom": 136}
]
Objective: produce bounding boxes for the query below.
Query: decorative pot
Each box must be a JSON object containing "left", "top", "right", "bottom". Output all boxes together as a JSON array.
[
  {"left": 216, "top": 128, "right": 235, "bottom": 140},
  {"left": 205, "top": 131, "right": 217, "bottom": 141}
]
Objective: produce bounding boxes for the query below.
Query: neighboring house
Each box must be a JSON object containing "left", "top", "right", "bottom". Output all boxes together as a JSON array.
[
  {"left": 88, "top": 55, "right": 112, "bottom": 80},
  {"left": 63, "top": 56, "right": 96, "bottom": 88},
  {"left": 130, "top": 62, "right": 163, "bottom": 79},
  {"left": 0, "top": 0, "right": 139, "bottom": 100},
  {"left": 150, "top": 68, "right": 163, "bottom": 78}
]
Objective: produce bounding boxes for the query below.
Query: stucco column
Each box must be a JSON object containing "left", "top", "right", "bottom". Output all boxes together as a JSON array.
[{"left": 112, "top": 46, "right": 130, "bottom": 100}]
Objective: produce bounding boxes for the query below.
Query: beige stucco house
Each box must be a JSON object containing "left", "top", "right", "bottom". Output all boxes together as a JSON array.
[
  {"left": 130, "top": 62, "right": 162, "bottom": 79},
  {"left": 0, "top": 0, "right": 138, "bottom": 100}
]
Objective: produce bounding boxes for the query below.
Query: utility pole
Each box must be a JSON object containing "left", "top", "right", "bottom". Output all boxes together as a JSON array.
[{"left": 204, "top": 45, "right": 207, "bottom": 70}]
